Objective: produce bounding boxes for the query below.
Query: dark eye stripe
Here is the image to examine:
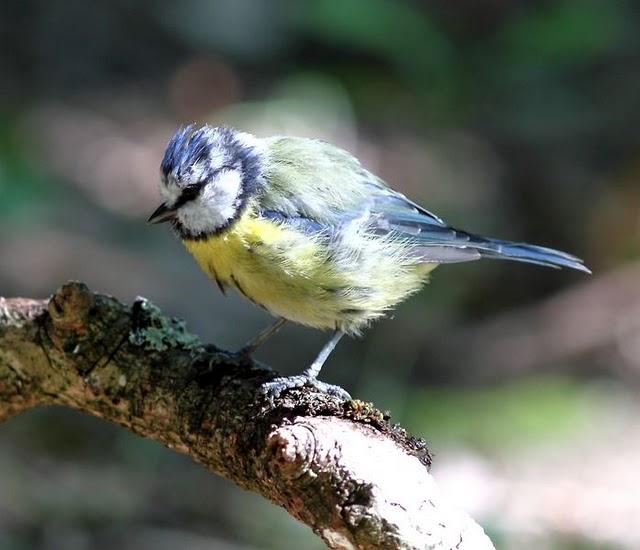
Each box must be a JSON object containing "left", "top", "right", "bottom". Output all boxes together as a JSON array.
[
  {"left": 173, "top": 164, "right": 236, "bottom": 208},
  {"left": 175, "top": 182, "right": 205, "bottom": 208}
]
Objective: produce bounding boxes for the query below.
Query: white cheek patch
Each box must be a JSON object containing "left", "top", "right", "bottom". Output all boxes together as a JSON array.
[
  {"left": 176, "top": 169, "right": 243, "bottom": 234},
  {"left": 202, "top": 168, "right": 243, "bottom": 223}
]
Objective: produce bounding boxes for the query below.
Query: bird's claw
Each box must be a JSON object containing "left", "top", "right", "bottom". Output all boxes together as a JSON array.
[{"left": 260, "top": 375, "right": 351, "bottom": 403}]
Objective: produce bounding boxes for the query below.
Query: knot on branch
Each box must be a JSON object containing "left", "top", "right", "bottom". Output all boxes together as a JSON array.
[
  {"left": 267, "top": 423, "right": 318, "bottom": 475},
  {"left": 44, "top": 282, "right": 130, "bottom": 376},
  {"left": 48, "top": 281, "right": 94, "bottom": 337}
]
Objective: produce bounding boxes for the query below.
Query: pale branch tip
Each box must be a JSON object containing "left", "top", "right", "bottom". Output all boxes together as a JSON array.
[{"left": 0, "top": 281, "right": 495, "bottom": 550}]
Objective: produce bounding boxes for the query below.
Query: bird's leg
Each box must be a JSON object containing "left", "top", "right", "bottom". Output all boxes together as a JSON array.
[
  {"left": 302, "top": 330, "right": 344, "bottom": 379},
  {"left": 237, "top": 317, "right": 287, "bottom": 356},
  {"left": 260, "top": 330, "right": 351, "bottom": 402}
]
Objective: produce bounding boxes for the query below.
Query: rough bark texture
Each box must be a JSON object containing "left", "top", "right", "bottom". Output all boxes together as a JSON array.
[{"left": 0, "top": 282, "right": 495, "bottom": 550}]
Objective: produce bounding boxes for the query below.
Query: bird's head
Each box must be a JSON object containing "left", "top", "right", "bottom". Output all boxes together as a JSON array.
[{"left": 148, "top": 125, "right": 264, "bottom": 239}]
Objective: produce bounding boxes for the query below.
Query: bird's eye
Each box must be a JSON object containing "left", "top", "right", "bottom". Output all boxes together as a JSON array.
[
  {"left": 175, "top": 182, "right": 205, "bottom": 207},
  {"left": 185, "top": 182, "right": 205, "bottom": 192}
]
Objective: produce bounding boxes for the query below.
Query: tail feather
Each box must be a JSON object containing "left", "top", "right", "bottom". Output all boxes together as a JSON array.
[
  {"left": 469, "top": 236, "right": 591, "bottom": 273},
  {"left": 409, "top": 225, "right": 591, "bottom": 273}
]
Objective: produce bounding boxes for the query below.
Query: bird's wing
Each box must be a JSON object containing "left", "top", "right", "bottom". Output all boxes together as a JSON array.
[
  {"left": 259, "top": 136, "right": 589, "bottom": 272},
  {"left": 261, "top": 136, "right": 443, "bottom": 223}
]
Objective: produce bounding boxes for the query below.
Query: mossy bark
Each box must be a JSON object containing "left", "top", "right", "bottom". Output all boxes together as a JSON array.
[{"left": 0, "top": 282, "right": 494, "bottom": 550}]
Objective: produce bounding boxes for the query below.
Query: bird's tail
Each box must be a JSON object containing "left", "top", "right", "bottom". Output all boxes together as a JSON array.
[{"left": 467, "top": 234, "right": 591, "bottom": 273}]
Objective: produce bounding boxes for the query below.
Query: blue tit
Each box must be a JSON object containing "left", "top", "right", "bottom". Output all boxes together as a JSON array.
[{"left": 148, "top": 124, "right": 589, "bottom": 399}]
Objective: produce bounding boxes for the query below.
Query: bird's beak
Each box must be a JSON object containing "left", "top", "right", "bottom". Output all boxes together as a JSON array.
[{"left": 147, "top": 203, "right": 177, "bottom": 224}]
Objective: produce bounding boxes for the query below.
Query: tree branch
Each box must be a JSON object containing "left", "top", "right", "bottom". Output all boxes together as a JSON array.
[{"left": 0, "top": 282, "right": 494, "bottom": 549}]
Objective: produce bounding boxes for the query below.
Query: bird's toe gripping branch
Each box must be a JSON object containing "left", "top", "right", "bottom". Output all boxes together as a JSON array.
[{"left": 260, "top": 374, "right": 352, "bottom": 404}]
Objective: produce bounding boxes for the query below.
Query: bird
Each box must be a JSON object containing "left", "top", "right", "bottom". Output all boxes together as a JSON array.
[{"left": 148, "top": 124, "right": 589, "bottom": 400}]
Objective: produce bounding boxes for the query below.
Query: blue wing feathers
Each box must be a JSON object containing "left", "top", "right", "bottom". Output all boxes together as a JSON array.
[
  {"left": 258, "top": 183, "right": 589, "bottom": 273},
  {"left": 260, "top": 209, "right": 327, "bottom": 234},
  {"left": 390, "top": 220, "right": 589, "bottom": 272},
  {"left": 367, "top": 192, "right": 589, "bottom": 272}
]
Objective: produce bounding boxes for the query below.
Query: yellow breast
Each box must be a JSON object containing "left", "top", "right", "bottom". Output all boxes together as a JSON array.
[
  {"left": 182, "top": 211, "right": 436, "bottom": 333},
  {"left": 183, "top": 213, "right": 334, "bottom": 325}
]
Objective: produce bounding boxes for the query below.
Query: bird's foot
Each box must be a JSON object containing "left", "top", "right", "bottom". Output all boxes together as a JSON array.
[{"left": 260, "top": 374, "right": 351, "bottom": 404}]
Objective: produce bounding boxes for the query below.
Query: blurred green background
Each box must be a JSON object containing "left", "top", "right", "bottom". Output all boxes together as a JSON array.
[{"left": 1, "top": 1, "right": 639, "bottom": 548}]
